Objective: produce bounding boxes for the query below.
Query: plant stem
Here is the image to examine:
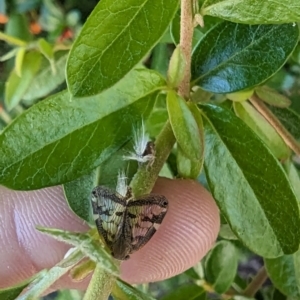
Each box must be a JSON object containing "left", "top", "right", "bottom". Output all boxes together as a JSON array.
[
  {"left": 130, "top": 121, "right": 176, "bottom": 197},
  {"left": 83, "top": 264, "right": 115, "bottom": 300},
  {"left": 130, "top": 0, "right": 195, "bottom": 197},
  {"left": 0, "top": 105, "right": 12, "bottom": 124},
  {"left": 250, "top": 94, "right": 300, "bottom": 157},
  {"left": 242, "top": 266, "right": 268, "bottom": 298},
  {"left": 178, "top": 0, "right": 194, "bottom": 99},
  {"left": 85, "top": 0, "right": 195, "bottom": 297}
]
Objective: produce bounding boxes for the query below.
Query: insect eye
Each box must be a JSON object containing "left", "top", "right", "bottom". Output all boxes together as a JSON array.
[
  {"left": 163, "top": 200, "right": 168, "bottom": 207},
  {"left": 92, "top": 190, "right": 97, "bottom": 195}
]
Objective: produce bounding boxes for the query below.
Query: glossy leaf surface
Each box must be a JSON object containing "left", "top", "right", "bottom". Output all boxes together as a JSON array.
[
  {"left": 0, "top": 69, "right": 164, "bottom": 190},
  {"left": 192, "top": 22, "right": 299, "bottom": 93},
  {"left": 112, "top": 279, "right": 155, "bottom": 300},
  {"left": 205, "top": 241, "right": 238, "bottom": 294},
  {"left": 201, "top": 0, "right": 300, "bottom": 24},
  {"left": 233, "top": 101, "right": 291, "bottom": 160},
  {"left": 167, "top": 91, "right": 202, "bottom": 161},
  {"left": 66, "top": 0, "right": 178, "bottom": 97},
  {"left": 5, "top": 51, "right": 41, "bottom": 110},
  {"left": 202, "top": 104, "right": 300, "bottom": 258}
]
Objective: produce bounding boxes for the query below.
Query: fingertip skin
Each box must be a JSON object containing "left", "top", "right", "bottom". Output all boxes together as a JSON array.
[
  {"left": 0, "top": 185, "right": 88, "bottom": 288},
  {"left": 0, "top": 178, "right": 219, "bottom": 289},
  {"left": 121, "top": 178, "right": 220, "bottom": 283}
]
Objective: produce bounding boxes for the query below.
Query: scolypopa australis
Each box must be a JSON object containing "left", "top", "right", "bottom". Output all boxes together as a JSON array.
[
  {"left": 91, "top": 173, "right": 168, "bottom": 260},
  {"left": 123, "top": 121, "right": 156, "bottom": 166}
]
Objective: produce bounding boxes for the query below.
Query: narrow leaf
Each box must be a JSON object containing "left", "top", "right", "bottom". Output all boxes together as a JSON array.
[
  {"left": 0, "top": 69, "right": 164, "bottom": 190},
  {"left": 36, "top": 226, "right": 118, "bottom": 275},
  {"left": 0, "top": 31, "right": 26, "bottom": 46},
  {"left": 146, "top": 93, "right": 168, "bottom": 137},
  {"left": 167, "top": 91, "right": 202, "bottom": 161},
  {"left": 202, "top": 104, "right": 300, "bottom": 258},
  {"left": 265, "top": 249, "right": 300, "bottom": 298},
  {"left": 192, "top": 22, "right": 299, "bottom": 93},
  {"left": 177, "top": 145, "right": 202, "bottom": 179},
  {"left": 5, "top": 51, "right": 41, "bottom": 110},
  {"left": 167, "top": 45, "right": 186, "bottom": 88},
  {"left": 176, "top": 102, "right": 204, "bottom": 178},
  {"left": 70, "top": 259, "right": 96, "bottom": 281},
  {"left": 205, "top": 241, "right": 238, "bottom": 294},
  {"left": 161, "top": 284, "right": 205, "bottom": 300},
  {"left": 255, "top": 86, "right": 291, "bottom": 108},
  {"left": 201, "top": 0, "right": 300, "bottom": 24},
  {"left": 0, "top": 274, "right": 40, "bottom": 300},
  {"left": 233, "top": 101, "right": 291, "bottom": 160},
  {"left": 112, "top": 279, "right": 155, "bottom": 300},
  {"left": 38, "top": 38, "right": 54, "bottom": 61},
  {"left": 22, "top": 52, "right": 68, "bottom": 102},
  {"left": 66, "top": 0, "right": 179, "bottom": 97},
  {"left": 18, "top": 253, "right": 84, "bottom": 300},
  {"left": 283, "top": 160, "right": 300, "bottom": 202},
  {"left": 219, "top": 224, "right": 238, "bottom": 240},
  {"left": 63, "top": 170, "right": 97, "bottom": 223},
  {"left": 15, "top": 47, "right": 25, "bottom": 77},
  {"left": 268, "top": 106, "right": 300, "bottom": 141}
]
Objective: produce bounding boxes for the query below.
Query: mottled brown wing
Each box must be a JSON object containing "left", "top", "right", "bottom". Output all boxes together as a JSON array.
[
  {"left": 91, "top": 186, "right": 126, "bottom": 248},
  {"left": 127, "top": 194, "right": 168, "bottom": 253}
]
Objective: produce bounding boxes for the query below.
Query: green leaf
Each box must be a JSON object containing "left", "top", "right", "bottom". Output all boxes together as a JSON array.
[
  {"left": 176, "top": 145, "right": 202, "bottom": 179},
  {"left": 146, "top": 93, "right": 168, "bottom": 137},
  {"left": 201, "top": 0, "right": 300, "bottom": 24},
  {"left": 201, "top": 104, "right": 300, "bottom": 258},
  {"left": 265, "top": 249, "right": 300, "bottom": 298},
  {"left": 233, "top": 101, "right": 291, "bottom": 160},
  {"left": 191, "top": 87, "right": 213, "bottom": 103},
  {"left": 272, "top": 289, "right": 287, "bottom": 300},
  {"left": 112, "top": 279, "right": 155, "bottom": 300},
  {"left": 161, "top": 284, "right": 205, "bottom": 300},
  {"left": 226, "top": 89, "right": 254, "bottom": 102},
  {"left": 0, "top": 275, "right": 38, "bottom": 300},
  {"left": 38, "top": 38, "right": 55, "bottom": 73},
  {"left": 70, "top": 259, "right": 96, "bottom": 282},
  {"left": 15, "top": 47, "right": 26, "bottom": 77},
  {"left": 176, "top": 102, "right": 204, "bottom": 178},
  {"left": 170, "top": 11, "right": 208, "bottom": 48},
  {"left": 192, "top": 22, "right": 299, "bottom": 93},
  {"left": 170, "top": 11, "right": 180, "bottom": 45},
  {"left": 167, "top": 45, "right": 186, "bottom": 88},
  {"left": 5, "top": 13, "right": 32, "bottom": 42},
  {"left": 268, "top": 106, "right": 300, "bottom": 141},
  {"left": 0, "top": 31, "right": 26, "bottom": 46},
  {"left": 0, "top": 69, "right": 164, "bottom": 190},
  {"left": 255, "top": 86, "right": 291, "bottom": 108},
  {"left": 151, "top": 43, "right": 170, "bottom": 77},
  {"left": 56, "top": 290, "right": 83, "bottom": 300},
  {"left": 205, "top": 241, "right": 238, "bottom": 294},
  {"left": 219, "top": 224, "right": 238, "bottom": 240},
  {"left": 36, "top": 226, "right": 118, "bottom": 275},
  {"left": 97, "top": 141, "right": 139, "bottom": 189},
  {"left": 291, "top": 44, "right": 300, "bottom": 65},
  {"left": 5, "top": 51, "right": 42, "bottom": 110},
  {"left": 66, "top": 0, "right": 179, "bottom": 97},
  {"left": 283, "top": 160, "right": 300, "bottom": 203},
  {"left": 22, "top": 52, "right": 68, "bottom": 102},
  {"left": 63, "top": 170, "right": 96, "bottom": 223},
  {"left": 38, "top": 38, "right": 54, "bottom": 61},
  {"left": 18, "top": 251, "right": 85, "bottom": 300},
  {"left": 167, "top": 91, "right": 202, "bottom": 161}
]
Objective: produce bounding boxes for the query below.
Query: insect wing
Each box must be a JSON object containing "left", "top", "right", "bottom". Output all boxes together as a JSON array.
[
  {"left": 91, "top": 186, "right": 126, "bottom": 247},
  {"left": 127, "top": 194, "right": 168, "bottom": 253}
]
